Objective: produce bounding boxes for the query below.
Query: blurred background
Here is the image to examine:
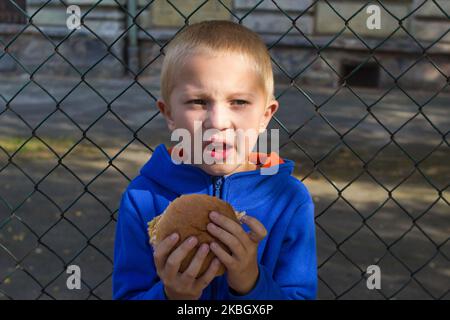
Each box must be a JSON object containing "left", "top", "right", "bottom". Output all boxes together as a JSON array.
[{"left": 0, "top": 0, "right": 449, "bottom": 299}]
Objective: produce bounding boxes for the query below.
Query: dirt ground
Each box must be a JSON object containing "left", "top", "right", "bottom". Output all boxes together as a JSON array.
[{"left": 0, "top": 75, "right": 448, "bottom": 299}]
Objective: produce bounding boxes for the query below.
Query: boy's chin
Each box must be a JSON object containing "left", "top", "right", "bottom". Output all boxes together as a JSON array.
[{"left": 195, "top": 162, "right": 246, "bottom": 177}]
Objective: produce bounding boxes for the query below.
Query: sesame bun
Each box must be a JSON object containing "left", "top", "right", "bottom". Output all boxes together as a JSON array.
[{"left": 147, "top": 194, "right": 246, "bottom": 277}]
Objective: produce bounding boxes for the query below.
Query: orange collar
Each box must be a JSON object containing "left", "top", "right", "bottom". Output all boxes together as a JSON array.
[{"left": 167, "top": 146, "right": 284, "bottom": 169}]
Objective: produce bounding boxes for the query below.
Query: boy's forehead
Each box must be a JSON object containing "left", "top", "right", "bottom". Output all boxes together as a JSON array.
[
  {"left": 174, "top": 71, "right": 263, "bottom": 98},
  {"left": 177, "top": 84, "right": 258, "bottom": 98},
  {"left": 172, "top": 53, "right": 264, "bottom": 97}
]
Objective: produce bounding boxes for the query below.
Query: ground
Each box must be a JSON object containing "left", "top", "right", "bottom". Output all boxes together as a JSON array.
[{"left": 0, "top": 75, "right": 448, "bottom": 299}]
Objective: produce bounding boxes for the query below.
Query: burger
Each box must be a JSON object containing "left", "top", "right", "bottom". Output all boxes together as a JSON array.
[{"left": 147, "top": 194, "right": 246, "bottom": 277}]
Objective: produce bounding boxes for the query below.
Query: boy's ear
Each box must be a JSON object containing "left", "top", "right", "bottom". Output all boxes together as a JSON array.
[
  {"left": 156, "top": 99, "right": 176, "bottom": 131},
  {"left": 259, "top": 99, "right": 279, "bottom": 133}
]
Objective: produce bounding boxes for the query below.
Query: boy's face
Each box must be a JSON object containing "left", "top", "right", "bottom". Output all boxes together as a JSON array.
[{"left": 157, "top": 52, "right": 279, "bottom": 176}]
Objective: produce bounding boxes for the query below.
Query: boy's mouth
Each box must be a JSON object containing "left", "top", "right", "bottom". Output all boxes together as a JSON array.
[{"left": 204, "top": 141, "right": 234, "bottom": 161}]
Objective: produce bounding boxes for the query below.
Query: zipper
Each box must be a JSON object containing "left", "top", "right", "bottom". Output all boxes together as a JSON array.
[
  {"left": 211, "top": 175, "right": 224, "bottom": 298},
  {"left": 212, "top": 176, "right": 224, "bottom": 199}
]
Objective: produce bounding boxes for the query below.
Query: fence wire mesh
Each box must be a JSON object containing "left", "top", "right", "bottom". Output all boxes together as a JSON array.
[{"left": 0, "top": 0, "right": 449, "bottom": 299}]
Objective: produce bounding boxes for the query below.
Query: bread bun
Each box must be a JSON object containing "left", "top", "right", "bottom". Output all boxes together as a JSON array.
[{"left": 148, "top": 194, "right": 246, "bottom": 277}]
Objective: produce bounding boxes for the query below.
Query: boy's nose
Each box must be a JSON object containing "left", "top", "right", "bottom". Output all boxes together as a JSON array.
[{"left": 203, "top": 103, "right": 232, "bottom": 131}]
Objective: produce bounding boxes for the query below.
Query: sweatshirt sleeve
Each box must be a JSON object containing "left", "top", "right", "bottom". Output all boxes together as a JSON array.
[
  {"left": 227, "top": 197, "right": 317, "bottom": 300},
  {"left": 113, "top": 189, "right": 168, "bottom": 300}
]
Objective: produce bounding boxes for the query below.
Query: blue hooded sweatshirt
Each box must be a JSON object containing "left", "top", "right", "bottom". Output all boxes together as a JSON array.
[{"left": 113, "top": 143, "right": 317, "bottom": 300}]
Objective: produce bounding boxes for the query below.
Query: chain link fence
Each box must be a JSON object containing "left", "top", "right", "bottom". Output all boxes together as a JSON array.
[{"left": 0, "top": 0, "right": 449, "bottom": 299}]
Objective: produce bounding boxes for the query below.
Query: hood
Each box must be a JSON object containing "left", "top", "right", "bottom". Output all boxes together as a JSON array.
[{"left": 139, "top": 144, "right": 295, "bottom": 211}]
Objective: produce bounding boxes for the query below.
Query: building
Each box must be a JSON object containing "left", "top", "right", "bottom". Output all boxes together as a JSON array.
[{"left": 0, "top": 0, "right": 449, "bottom": 91}]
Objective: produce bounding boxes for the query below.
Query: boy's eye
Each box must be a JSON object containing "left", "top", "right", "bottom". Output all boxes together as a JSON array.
[
  {"left": 232, "top": 100, "right": 249, "bottom": 106},
  {"left": 187, "top": 99, "right": 248, "bottom": 106},
  {"left": 187, "top": 99, "right": 206, "bottom": 105}
]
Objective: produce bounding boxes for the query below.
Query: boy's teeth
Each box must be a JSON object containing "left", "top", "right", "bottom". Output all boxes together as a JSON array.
[{"left": 208, "top": 141, "right": 232, "bottom": 152}]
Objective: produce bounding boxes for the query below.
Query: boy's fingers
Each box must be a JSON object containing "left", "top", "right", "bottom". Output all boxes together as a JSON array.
[
  {"left": 196, "top": 258, "right": 221, "bottom": 290},
  {"left": 247, "top": 230, "right": 265, "bottom": 243},
  {"left": 207, "top": 223, "right": 245, "bottom": 257},
  {"left": 242, "top": 215, "right": 267, "bottom": 243},
  {"left": 182, "top": 243, "right": 210, "bottom": 281},
  {"left": 153, "top": 233, "right": 179, "bottom": 272},
  {"left": 209, "top": 242, "right": 234, "bottom": 268},
  {"left": 209, "top": 212, "right": 248, "bottom": 242},
  {"left": 164, "top": 236, "right": 198, "bottom": 278}
]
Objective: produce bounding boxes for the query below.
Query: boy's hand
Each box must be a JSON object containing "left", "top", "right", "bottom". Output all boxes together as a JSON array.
[
  {"left": 152, "top": 234, "right": 222, "bottom": 300},
  {"left": 207, "top": 211, "right": 267, "bottom": 295}
]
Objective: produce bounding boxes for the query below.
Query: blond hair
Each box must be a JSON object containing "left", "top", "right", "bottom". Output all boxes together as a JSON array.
[{"left": 160, "top": 20, "right": 275, "bottom": 105}]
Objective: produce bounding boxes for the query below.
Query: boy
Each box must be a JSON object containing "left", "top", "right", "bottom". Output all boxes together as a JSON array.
[{"left": 113, "top": 20, "right": 317, "bottom": 300}]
